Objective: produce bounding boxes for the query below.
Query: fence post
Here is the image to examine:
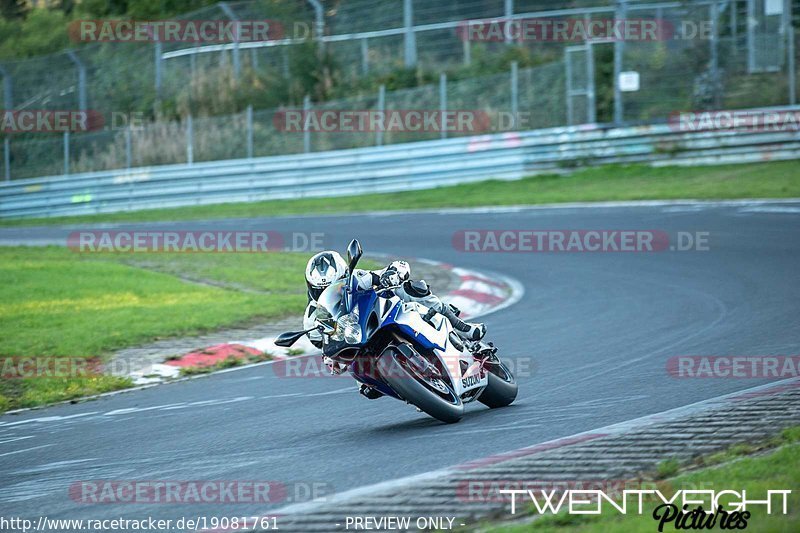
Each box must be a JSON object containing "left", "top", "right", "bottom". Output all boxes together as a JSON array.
[
  {"left": 125, "top": 126, "right": 132, "bottom": 169},
  {"left": 186, "top": 115, "right": 194, "bottom": 164},
  {"left": 154, "top": 41, "right": 163, "bottom": 99},
  {"left": 566, "top": 50, "right": 574, "bottom": 125},
  {"left": 3, "top": 138, "right": 9, "bottom": 181},
  {"left": 219, "top": 2, "right": 241, "bottom": 79},
  {"left": 710, "top": 1, "right": 721, "bottom": 109},
  {"left": 787, "top": 0, "right": 796, "bottom": 105},
  {"left": 510, "top": 61, "right": 519, "bottom": 129},
  {"left": 63, "top": 131, "right": 70, "bottom": 176},
  {"left": 587, "top": 43, "right": 596, "bottom": 123},
  {"left": 463, "top": 39, "right": 471, "bottom": 65},
  {"left": 307, "top": 0, "right": 325, "bottom": 51},
  {"left": 376, "top": 84, "right": 385, "bottom": 146},
  {"left": 303, "top": 95, "right": 311, "bottom": 153},
  {"left": 504, "top": 0, "right": 514, "bottom": 44},
  {"left": 613, "top": 0, "right": 627, "bottom": 125},
  {"left": 361, "top": 38, "right": 370, "bottom": 75},
  {"left": 66, "top": 51, "right": 87, "bottom": 111},
  {"left": 403, "top": 0, "right": 417, "bottom": 67},
  {"left": 439, "top": 72, "right": 447, "bottom": 140},
  {"left": 747, "top": 0, "right": 756, "bottom": 72},
  {"left": 0, "top": 65, "right": 12, "bottom": 109},
  {"left": 246, "top": 105, "right": 254, "bottom": 158},
  {"left": 250, "top": 48, "right": 258, "bottom": 70}
]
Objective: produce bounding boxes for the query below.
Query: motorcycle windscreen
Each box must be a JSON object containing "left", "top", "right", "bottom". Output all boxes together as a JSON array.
[{"left": 317, "top": 279, "right": 346, "bottom": 320}]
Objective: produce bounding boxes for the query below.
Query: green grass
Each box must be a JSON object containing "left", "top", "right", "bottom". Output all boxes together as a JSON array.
[
  {"left": 655, "top": 458, "right": 680, "bottom": 479},
  {"left": 2, "top": 161, "right": 799, "bottom": 227},
  {"left": 0, "top": 246, "right": 345, "bottom": 412},
  {"left": 485, "top": 427, "right": 800, "bottom": 533}
]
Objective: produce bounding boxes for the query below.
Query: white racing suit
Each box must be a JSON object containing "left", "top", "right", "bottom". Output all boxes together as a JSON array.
[{"left": 303, "top": 261, "right": 485, "bottom": 350}]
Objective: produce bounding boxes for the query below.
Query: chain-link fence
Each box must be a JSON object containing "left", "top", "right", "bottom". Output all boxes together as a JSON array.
[{"left": 1, "top": 0, "right": 798, "bottom": 180}]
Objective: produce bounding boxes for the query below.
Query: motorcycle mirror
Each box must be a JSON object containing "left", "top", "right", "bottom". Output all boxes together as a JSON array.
[
  {"left": 274, "top": 330, "right": 307, "bottom": 347},
  {"left": 346, "top": 239, "right": 362, "bottom": 271}
]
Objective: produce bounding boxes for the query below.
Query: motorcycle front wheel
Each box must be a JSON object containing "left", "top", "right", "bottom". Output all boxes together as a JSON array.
[
  {"left": 377, "top": 345, "right": 464, "bottom": 424},
  {"left": 478, "top": 359, "right": 518, "bottom": 408}
]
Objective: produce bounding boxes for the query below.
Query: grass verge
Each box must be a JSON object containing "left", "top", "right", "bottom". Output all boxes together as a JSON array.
[
  {"left": 484, "top": 426, "right": 800, "bottom": 533},
  {"left": 0, "top": 246, "right": 335, "bottom": 412},
  {"left": 2, "top": 161, "right": 799, "bottom": 227}
]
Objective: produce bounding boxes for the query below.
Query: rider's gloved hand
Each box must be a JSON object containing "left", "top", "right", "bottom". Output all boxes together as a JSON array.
[
  {"left": 380, "top": 269, "right": 401, "bottom": 288},
  {"left": 323, "top": 355, "right": 346, "bottom": 375}
]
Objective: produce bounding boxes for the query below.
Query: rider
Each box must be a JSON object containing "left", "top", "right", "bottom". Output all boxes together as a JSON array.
[{"left": 303, "top": 250, "right": 486, "bottom": 351}]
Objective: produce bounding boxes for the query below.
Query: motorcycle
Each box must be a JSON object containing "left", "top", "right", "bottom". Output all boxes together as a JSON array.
[{"left": 275, "top": 239, "right": 518, "bottom": 423}]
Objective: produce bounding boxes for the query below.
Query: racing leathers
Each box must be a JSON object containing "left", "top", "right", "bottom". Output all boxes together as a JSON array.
[{"left": 303, "top": 260, "right": 486, "bottom": 350}]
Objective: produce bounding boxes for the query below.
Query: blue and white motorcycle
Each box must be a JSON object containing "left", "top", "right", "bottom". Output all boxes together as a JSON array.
[{"left": 276, "top": 239, "right": 517, "bottom": 424}]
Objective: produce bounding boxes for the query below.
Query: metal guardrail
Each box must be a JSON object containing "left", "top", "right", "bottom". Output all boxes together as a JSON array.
[{"left": 1, "top": 112, "right": 799, "bottom": 219}]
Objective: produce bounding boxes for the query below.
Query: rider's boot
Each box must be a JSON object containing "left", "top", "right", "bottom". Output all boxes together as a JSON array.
[
  {"left": 359, "top": 383, "right": 384, "bottom": 400},
  {"left": 439, "top": 303, "right": 486, "bottom": 341}
]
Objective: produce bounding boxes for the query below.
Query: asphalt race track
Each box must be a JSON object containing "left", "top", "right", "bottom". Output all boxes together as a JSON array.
[{"left": 1, "top": 200, "right": 799, "bottom": 526}]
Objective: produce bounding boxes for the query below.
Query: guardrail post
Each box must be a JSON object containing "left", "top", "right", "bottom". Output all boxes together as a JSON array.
[
  {"left": 504, "top": 0, "right": 514, "bottom": 44},
  {"left": 376, "top": 84, "right": 385, "bottom": 146},
  {"left": 186, "top": 115, "right": 194, "bottom": 164},
  {"left": 63, "top": 131, "right": 70, "bottom": 176},
  {"left": 439, "top": 72, "right": 447, "bottom": 140},
  {"left": 403, "top": 0, "right": 417, "bottom": 67},
  {"left": 125, "top": 126, "right": 132, "bottom": 169},
  {"left": 3, "top": 138, "right": 9, "bottom": 181},
  {"left": 510, "top": 61, "right": 519, "bottom": 129},
  {"left": 303, "top": 95, "right": 311, "bottom": 153},
  {"left": 246, "top": 105, "right": 253, "bottom": 158}
]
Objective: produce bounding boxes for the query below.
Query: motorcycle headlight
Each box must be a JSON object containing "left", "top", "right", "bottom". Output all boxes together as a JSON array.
[{"left": 334, "top": 312, "right": 362, "bottom": 344}]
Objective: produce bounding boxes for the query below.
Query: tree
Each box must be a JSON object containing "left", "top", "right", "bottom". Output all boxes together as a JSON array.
[{"left": 0, "top": 0, "right": 27, "bottom": 20}]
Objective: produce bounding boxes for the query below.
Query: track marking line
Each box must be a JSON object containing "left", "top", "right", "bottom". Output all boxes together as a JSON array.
[{"left": 0, "top": 444, "right": 55, "bottom": 458}]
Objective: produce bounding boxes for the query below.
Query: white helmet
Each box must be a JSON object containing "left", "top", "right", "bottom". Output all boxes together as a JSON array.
[{"left": 305, "top": 251, "right": 348, "bottom": 301}]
